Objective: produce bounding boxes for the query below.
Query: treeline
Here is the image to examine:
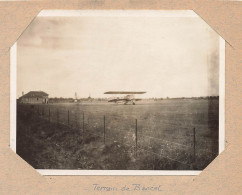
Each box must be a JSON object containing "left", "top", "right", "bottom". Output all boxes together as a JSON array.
[
  {"left": 153, "top": 96, "right": 219, "bottom": 101},
  {"left": 48, "top": 96, "right": 219, "bottom": 103},
  {"left": 49, "top": 97, "right": 107, "bottom": 103}
]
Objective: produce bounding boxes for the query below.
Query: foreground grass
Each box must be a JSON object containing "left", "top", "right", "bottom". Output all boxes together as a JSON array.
[
  {"left": 16, "top": 102, "right": 217, "bottom": 170},
  {"left": 17, "top": 110, "right": 136, "bottom": 170}
]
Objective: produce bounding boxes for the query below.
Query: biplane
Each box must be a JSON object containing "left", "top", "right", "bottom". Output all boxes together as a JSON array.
[{"left": 104, "top": 91, "right": 146, "bottom": 105}]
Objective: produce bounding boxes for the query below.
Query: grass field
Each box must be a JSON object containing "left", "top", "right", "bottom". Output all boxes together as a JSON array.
[{"left": 16, "top": 98, "right": 219, "bottom": 170}]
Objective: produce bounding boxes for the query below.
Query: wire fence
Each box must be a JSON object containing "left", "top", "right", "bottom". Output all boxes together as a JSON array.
[{"left": 17, "top": 103, "right": 218, "bottom": 169}]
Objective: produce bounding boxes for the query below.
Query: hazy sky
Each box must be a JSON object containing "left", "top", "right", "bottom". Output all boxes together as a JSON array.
[{"left": 17, "top": 15, "right": 220, "bottom": 98}]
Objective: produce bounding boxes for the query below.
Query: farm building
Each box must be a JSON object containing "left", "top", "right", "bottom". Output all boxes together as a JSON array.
[{"left": 19, "top": 91, "right": 49, "bottom": 104}]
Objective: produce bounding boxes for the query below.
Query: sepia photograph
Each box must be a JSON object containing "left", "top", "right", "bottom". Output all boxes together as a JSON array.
[{"left": 11, "top": 10, "right": 225, "bottom": 174}]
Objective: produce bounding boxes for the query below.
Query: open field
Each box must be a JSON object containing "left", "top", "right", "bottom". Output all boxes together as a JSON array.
[{"left": 17, "top": 99, "right": 219, "bottom": 170}]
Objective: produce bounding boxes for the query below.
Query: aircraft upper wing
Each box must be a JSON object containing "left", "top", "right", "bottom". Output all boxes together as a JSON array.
[{"left": 104, "top": 91, "right": 146, "bottom": 94}]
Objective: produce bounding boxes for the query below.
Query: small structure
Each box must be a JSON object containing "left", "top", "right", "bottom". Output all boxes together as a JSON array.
[
  {"left": 19, "top": 91, "right": 49, "bottom": 104},
  {"left": 74, "top": 92, "right": 78, "bottom": 103},
  {"left": 87, "top": 94, "right": 93, "bottom": 102}
]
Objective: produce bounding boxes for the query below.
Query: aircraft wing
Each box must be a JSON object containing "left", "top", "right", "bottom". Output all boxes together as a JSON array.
[
  {"left": 104, "top": 91, "right": 146, "bottom": 94},
  {"left": 108, "top": 98, "right": 129, "bottom": 102},
  {"left": 134, "top": 99, "right": 142, "bottom": 101}
]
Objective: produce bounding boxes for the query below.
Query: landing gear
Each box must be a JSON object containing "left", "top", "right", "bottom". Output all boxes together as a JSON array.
[{"left": 123, "top": 100, "right": 136, "bottom": 105}]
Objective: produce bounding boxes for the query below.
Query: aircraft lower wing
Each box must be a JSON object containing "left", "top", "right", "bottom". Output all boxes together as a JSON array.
[
  {"left": 105, "top": 91, "right": 146, "bottom": 105},
  {"left": 108, "top": 98, "right": 129, "bottom": 102},
  {"left": 134, "top": 99, "right": 142, "bottom": 101},
  {"left": 108, "top": 98, "right": 142, "bottom": 103}
]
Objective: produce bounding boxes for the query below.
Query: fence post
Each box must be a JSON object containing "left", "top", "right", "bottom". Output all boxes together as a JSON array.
[
  {"left": 57, "top": 109, "right": 59, "bottom": 124},
  {"left": 135, "top": 119, "right": 138, "bottom": 157},
  {"left": 49, "top": 108, "right": 50, "bottom": 122},
  {"left": 75, "top": 111, "right": 78, "bottom": 128},
  {"left": 83, "top": 112, "right": 85, "bottom": 134},
  {"left": 42, "top": 107, "right": 44, "bottom": 117},
  {"left": 104, "top": 115, "right": 106, "bottom": 145},
  {"left": 193, "top": 127, "right": 196, "bottom": 162},
  {"left": 68, "top": 110, "right": 69, "bottom": 126}
]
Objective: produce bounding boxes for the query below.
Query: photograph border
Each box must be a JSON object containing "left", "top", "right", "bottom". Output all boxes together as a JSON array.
[{"left": 10, "top": 9, "right": 225, "bottom": 176}]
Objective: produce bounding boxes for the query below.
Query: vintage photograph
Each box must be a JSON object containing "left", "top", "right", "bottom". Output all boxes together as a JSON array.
[{"left": 12, "top": 10, "right": 224, "bottom": 173}]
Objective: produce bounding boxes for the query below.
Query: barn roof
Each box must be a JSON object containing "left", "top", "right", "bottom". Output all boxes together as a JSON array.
[{"left": 20, "top": 91, "right": 48, "bottom": 98}]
